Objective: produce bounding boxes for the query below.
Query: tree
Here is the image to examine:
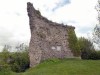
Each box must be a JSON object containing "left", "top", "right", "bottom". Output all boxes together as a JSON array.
[
  {"left": 10, "top": 45, "right": 29, "bottom": 72},
  {"left": 93, "top": 25, "right": 100, "bottom": 48},
  {"left": 0, "top": 45, "right": 11, "bottom": 71},
  {"left": 0, "top": 44, "right": 29, "bottom": 72},
  {"left": 2, "top": 45, "right": 10, "bottom": 63},
  {"left": 78, "top": 37, "right": 95, "bottom": 59},
  {"left": 10, "top": 52, "right": 29, "bottom": 72},
  {"left": 93, "top": 0, "right": 100, "bottom": 48}
]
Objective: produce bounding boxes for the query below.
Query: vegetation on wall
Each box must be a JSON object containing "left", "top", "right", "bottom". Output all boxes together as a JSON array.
[
  {"left": 67, "top": 28, "right": 80, "bottom": 56},
  {"left": 67, "top": 28, "right": 100, "bottom": 60}
]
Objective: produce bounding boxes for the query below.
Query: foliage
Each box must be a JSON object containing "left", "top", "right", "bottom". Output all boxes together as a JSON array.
[
  {"left": 67, "top": 28, "right": 80, "bottom": 56},
  {"left": 78, "top": 37, "right": 95, "bottom": 59},
  {"left": 93, "top": 25, "right": 100, "bottom": 48},
  {"left": 0, "top": 46, "right": 11, "bottom": 71},
  {"left": 0, "top": 45, "right": 29, "bottom": 73},
  {"left": 1, "top": 45, "right": 10, "bottom": 63},
  {"left": 10, "top": 51, "right": 29, "bottom": 72},
  {"left": 89, "top": 51, "right": 100, "bottom": 60},
  {"left": 93, "top": 0, "right": 100, "bottom": 48}
]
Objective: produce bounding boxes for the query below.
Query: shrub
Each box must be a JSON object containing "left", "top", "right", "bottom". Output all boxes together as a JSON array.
[
  {"left": 0, "top": 46, "right": 29, "bottom": 73},
  {"left": 89, "top": 51, "right": 100, "bottom": 60},
  {"left": 78, "top": 37, "right": 95, "bottom": 59},
  {"left": 10, "top": 52, "right": 29, "bottom": 72}
]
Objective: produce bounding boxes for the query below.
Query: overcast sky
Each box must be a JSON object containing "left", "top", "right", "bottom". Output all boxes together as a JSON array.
[{"left": 0, "top": 0, "right": 97, "bottom": 50}]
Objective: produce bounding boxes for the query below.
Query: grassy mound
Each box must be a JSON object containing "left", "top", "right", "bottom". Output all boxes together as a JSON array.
[{"left": 0, "top": 58, "right": 100, "bottom": 75}]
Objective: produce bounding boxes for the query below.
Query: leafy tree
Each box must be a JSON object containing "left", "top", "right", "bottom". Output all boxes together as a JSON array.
[
  {"left": 9, "top": 45, "right": 29, "bottom": 72},
  {"left": 89, "top": 51, "right": 100, "bottom": 60},
  {"left": 93, "top": 0, "right": 100, "bottom": 48},
  {"left": 93, "top": 25, "right": 100, "bottom": 48},
  {"left": 78, "top": 37, "right": 95, "bottom": 59},
  {"left": 0, "top": 45, "right": 11, "bottom": 71},
  {"left": 1, "top": 45, "right": 10, "bottom": 63},
  {"left": 10, "top": 51, "right": 29, "bottom": 72},
  {"left": 0, "top": 44, "right": 29, "bottom": 72}
]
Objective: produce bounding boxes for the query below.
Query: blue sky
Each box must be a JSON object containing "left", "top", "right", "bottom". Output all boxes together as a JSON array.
[
  {"left": 0, "top": 0, "right": 97, "bottom": 50},
  {"left": 51, "top": 0, "right": 70, "bottom": 11}
]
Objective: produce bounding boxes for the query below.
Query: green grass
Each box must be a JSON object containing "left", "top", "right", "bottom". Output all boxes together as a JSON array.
[{"left": 0, "top": 58, "right": 100, "bottom": 75}]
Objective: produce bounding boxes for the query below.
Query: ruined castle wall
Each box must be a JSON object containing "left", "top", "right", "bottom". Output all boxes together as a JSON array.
[{"left": 27, "top": 2, "right": 74, "bottom": 67}]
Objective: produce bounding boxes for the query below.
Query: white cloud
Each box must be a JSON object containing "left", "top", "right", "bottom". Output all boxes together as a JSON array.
[
  {"left": 45, "top": 0, "right": 97, "bottom": 37},
  {"left": 0, "top": 0, "right": 98, "bottom": 50},
  {"left": 0, "top": 0, "right": 30, "bottom": 51}
]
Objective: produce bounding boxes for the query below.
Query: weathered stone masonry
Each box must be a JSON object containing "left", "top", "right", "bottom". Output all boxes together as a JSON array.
[{"left": 27, "top": 2, "right": 75, "bottom": 67}]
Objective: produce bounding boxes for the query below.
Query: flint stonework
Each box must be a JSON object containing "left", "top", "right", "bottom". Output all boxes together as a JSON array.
[{"left": 27, "top": 2, "right": 75, "bottom": 67}]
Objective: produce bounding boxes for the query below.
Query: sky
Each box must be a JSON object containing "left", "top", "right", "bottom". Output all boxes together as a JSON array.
[{"left": 0, "top": 0, "right": 98, "bottom": 50}]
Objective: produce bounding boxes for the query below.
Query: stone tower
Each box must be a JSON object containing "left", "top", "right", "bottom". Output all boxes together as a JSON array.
[{"left": 27, "top": 2, "right": 74, "bottom": 67}]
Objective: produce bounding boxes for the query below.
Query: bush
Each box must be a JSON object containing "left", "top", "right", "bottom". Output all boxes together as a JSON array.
[
  {"left": 0, "top": 48, "right": 29, "bottom": 72},
  {"left": 10, "top": 52, "right": 29, "bottom": 72},
  {"left": 81, "top": 50, "right": 100, "bottom": 60},
  {"left": 78, "top": 37, "right": 95, "bottom": 59},
  {"left": 89, "top": 51, "right": 100, "bottom": 60}
]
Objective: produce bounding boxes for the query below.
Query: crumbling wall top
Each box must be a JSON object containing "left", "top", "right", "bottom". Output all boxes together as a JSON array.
[{"left": 27, "top": 2, "right": 75, "bottom": 30}]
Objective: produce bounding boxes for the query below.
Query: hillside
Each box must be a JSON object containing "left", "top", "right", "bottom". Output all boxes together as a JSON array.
[{"left": 1, "top": 58, "right": 100, "bottom": 75}]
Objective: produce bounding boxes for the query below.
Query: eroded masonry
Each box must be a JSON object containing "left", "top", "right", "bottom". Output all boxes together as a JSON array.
[{"left": 27, "top": 2, "right": 75, "bottom": 67}]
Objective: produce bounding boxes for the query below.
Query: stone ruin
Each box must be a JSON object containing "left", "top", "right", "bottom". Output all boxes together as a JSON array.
[{"left": 27, "top": 2, "right": 75, "bottom": 67}]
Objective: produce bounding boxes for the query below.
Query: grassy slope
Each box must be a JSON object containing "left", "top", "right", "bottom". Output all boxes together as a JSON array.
[{"left": 1, "top": 59, "right": 100, "bottom": 75}]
